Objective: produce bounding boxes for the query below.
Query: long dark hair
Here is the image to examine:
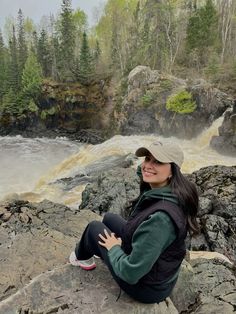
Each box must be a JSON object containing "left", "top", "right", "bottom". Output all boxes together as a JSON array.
[
  {"left": 169, "top": 163, "right": 200, "bottom": 236},
  {"left": 131, "top": 163, "right": 200, "bottom": 236}
]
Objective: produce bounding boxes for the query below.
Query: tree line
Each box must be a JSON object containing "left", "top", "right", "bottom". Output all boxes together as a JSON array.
[
  {"left": 0, "top": 0, "right": 100, "bottom": 117},
  {"left": 94, "top": 0, "right": 236, "bottom": 82},
  {"left": 0, "top": 0, "right": 236, "bottom": 118}
]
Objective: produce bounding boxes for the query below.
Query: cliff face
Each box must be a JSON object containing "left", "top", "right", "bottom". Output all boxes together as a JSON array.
[
  {"left": 0, "top": 79, "right": 113, "bottom": 143},
  {"left": 115, "top": 66, "right": 234, "bottom": 140},
  {"left": 39, "top": 81, "right": 107, "bottom": 130}
]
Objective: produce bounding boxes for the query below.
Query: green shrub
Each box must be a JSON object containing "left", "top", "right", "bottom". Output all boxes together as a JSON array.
[{"left": 166, "top": 90, "right": 196, "bottom": 114}]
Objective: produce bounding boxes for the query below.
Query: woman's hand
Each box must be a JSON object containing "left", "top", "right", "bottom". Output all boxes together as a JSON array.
[{"left": 98, "top": 229, "right": 122, "bottom": 251}]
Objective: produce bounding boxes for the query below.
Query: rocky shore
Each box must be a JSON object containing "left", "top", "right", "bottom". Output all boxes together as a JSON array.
[{"left": 0, "top": 154, "right": 235, "bottom": 313}]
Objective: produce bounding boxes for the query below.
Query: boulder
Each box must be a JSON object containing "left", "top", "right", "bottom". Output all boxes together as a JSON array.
[
  {"left": 171, "top": 255, "right": 235, "bottom": 313},
  {"left": 79, "top": 167, "right": 139, "bottom": 217},
  {"left": 211, "top": 103, "right": 236, "bottom": 156},
  {"left": 0, "top": 200, "right": 100, "bottom": 302},
  {"left": 0, "top": 199, "right": 180, "bottom": 313},
  {"left": 0, "top": 261, "right": 179, "bottom": 314},
  {"left": 118, "top": 66, "right": 233, "bottom": 139},
  {"left": 189, "top": 165, "right": 236, "bottom": 259}
]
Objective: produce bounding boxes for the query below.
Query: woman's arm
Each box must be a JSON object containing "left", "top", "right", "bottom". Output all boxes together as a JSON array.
[{"left": 107, "top": 211, "right": 176, "bottom": 284}]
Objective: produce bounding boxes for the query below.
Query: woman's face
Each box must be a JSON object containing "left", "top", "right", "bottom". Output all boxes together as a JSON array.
[{"left": 141, "top": 154, "right": 172, "bottom": 188}]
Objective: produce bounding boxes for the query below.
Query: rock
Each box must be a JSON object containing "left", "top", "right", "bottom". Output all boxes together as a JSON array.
[
  {"left": 189, "top": 250, "right": 232, "bottom": 264},
  {"left": 118, "top": 66, "right": 233, "bottom": 139},
  {"left": 128, "top": 65, "right": 159, "bottom": 91},
  {"left": 173, "top": 252, "right": 235, "bottom": 314},
  {"left": 79, "top": 167, "right": 139, "bottom": 217},
  {"left": 198, "top": 197, "right": 213, "bottom": 216},
  {"left": 170, "top": 260, "right": 198, "bottom": 313},
  {"left": 55, "top": 154, "right": 136, "bottom": 191},
  {"left": 211, "top": 104, "right": 236, "bottom": 156},
  {"left": 188, "top": 258, "right": 235, "bottom": 314},
  {"left": 0, "top": 164, "right": 235, "bottom": 312},
  {"left": 0, "top": 201, "right": 100, "bottom": 302},
  {"left": 1, "top": 212, "right": 12, "bottom": 222},
  {"left": 0, "top": 261, "right": 178, "bottom": 314},
  {"left": 189, "top": 232, "right": 210, "bottom": 251},
  {"left": 188, "top": 165, "right": 236, "bottom": 260}
]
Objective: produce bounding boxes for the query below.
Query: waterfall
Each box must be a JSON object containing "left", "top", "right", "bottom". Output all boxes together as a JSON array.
[{"left": 0, "top": 119, "right": 235, "bottom": 208}]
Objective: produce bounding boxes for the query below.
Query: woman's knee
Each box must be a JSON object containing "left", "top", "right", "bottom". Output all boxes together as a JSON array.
[
  {"left": 86, "top": 220, "right": 109, "bottom": 238},
  {"left": 87, "top": 220, "right": 103, "bottom": 230},
  {"left": 102, "top": 212, "right": 117, "bottom": 225}
]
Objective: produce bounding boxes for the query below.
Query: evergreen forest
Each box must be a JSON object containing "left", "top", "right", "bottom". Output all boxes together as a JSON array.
[{"left": 0, "top": 0, "right": 236, "bottom": 118}]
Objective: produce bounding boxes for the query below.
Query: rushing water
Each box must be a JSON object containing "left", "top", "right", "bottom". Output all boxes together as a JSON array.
[
  {"left": 0, "top": 136, "right": 81, "bottom": 200},
  {"left": 0, "top": 117, "right": 235, "bottom": 207}
]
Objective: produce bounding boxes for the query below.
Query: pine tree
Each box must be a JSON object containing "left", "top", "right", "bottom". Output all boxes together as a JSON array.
[
  {"left": 94, "top": 40, "right": 101, "bottom": 63},
  {"left": 31, "top": 31, "right": 38, "bottom": 55},
  {"left": 1, "top": 88, "right": 18, "bottom": 115},
  {"left": 17, "top": 9, "right": 28, "bottom": 81},
  {"left": 22, "top": 52, "right": 43, "bottom": 99},
  {"left": 79, "top": 32, "right": 94, "bottom": 84},
  {"left": 8, "top": 26, "right": 20, "bottom": 93},
  {"left": 186, "top": 0, "right": 218, "bottom": 65},
  {"left": 51, "top": 35, "right": 60, "bottom": 81},
  {"left": 37, "top": 29, "right": 52, "bottom": 77},
  {"left": 0, "top": 30, "right": 7, "bottom": 103},
  {"left": 58, "top": 0, "right": 76, "bottom": 81}
]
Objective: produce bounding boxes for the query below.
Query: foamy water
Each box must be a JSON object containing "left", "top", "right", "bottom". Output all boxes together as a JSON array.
[{"left": 1, "top": 118, "right": 235, "bottom": 207}]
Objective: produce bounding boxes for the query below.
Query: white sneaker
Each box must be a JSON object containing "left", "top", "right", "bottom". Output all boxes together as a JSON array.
[{"left": 69, "top": 252, "right": 96, "bottom": 270}]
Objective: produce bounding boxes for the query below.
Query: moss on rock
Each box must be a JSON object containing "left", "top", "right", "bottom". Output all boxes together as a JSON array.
[{"left": 166, "top": 90, "right": 196, "bottom": 114}]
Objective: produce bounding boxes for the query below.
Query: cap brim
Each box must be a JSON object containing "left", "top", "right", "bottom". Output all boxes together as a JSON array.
[
  {"left": 135, "top": 146, "right": 172, "bottom": 163},
  {"left": 135, "top": 147, "right": 151, "bottom": 157}
]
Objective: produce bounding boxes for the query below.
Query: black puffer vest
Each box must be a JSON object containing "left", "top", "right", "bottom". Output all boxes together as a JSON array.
[{"left": 121, "top": 200, "right": 187, "bottom": 285}]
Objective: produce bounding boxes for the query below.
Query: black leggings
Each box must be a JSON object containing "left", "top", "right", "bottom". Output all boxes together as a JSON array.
[{"left": 75, "top": 212, "right": 175, "bottom": 303}]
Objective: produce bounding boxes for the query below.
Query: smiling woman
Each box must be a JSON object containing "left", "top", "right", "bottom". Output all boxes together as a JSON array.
[
  {"left": 140, "top": 155, "right": 172, "bottom": 188},
  {"left": 69, "top": 139, "right": 200, "bottom": 304}
]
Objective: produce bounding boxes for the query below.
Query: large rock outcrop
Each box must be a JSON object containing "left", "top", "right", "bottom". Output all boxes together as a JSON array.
[
  {"left": 117, "top": 66, "right": 233, "bottom": 139},
  {"left": 0, "top": 197, "right": 235, "bottom": 313},
  {"left": 210, "top": 102, "right": 236, "bottom": 155}
]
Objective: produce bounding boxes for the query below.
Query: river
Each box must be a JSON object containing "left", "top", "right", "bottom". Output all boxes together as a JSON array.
[{"left": 0, "top": 117, "right": 235, "bottom": 208}]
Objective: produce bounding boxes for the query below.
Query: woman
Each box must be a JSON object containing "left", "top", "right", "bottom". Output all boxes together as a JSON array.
[{"left": 69, "top": 140, "right": 199, "bottom": 303}]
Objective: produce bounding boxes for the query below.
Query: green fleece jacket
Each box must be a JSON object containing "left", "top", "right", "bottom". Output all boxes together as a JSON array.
[{"left": 108, "top": 186, "right": 178, "bottom": 285}]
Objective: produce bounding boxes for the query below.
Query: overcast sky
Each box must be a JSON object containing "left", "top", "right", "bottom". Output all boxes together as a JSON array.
[{"left": 0, "top": 0, "right": 106, "bottom": 29}]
